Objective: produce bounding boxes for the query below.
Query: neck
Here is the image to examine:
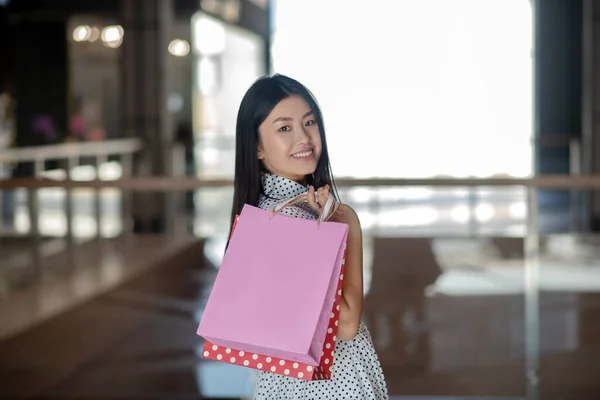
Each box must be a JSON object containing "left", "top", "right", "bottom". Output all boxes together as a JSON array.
[{"left": 265, "top": 171, "right": 307, "bottom": 185}]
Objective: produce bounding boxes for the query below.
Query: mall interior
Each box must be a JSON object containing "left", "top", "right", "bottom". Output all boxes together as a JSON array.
[{"left": 1, "top": 0, "right": 600, "bottom": 399}]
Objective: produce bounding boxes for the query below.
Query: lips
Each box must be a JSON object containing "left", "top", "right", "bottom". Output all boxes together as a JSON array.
[{"left": 291, "top": 149, "right": 314, "bottom": 159}]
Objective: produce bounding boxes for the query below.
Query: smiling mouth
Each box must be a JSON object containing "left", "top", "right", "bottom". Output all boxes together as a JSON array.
[{"left": 291, "top": 150, "right": 314, "bottom": 159}]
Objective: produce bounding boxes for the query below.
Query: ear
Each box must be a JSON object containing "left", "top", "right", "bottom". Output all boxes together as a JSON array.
[{"left": 257, "top": 144, "right": 265, "bottom": 160}]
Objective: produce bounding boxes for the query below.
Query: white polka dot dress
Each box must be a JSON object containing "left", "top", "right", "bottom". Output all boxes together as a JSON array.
[{"left": 254, "top": 173, "right": 389, "bottom": 400}]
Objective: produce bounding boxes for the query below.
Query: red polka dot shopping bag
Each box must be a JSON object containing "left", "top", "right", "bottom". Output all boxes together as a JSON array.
[{"left": 197, "top": 196, "right": 348, "bottom": 380}]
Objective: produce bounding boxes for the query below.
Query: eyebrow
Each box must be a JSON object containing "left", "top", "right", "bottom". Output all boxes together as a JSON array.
[{"left": 272, "top": 110, "right": 314, "bottom": 124}]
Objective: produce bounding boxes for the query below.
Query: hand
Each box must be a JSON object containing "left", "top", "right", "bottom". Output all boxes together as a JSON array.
[
  {"left": 307, "top": 185, "right": 348, "bottom": 223},
  {"left": 307, "top": 184, "right": 335, "bottom": 221}
]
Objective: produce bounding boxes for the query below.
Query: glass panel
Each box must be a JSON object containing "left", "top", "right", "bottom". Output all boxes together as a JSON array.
[
  {"left": 538, "top": 234, "right": 600, "bottom": 398},
  {"left": 191, "top": 12, "right": 266, "bottom": 180}
]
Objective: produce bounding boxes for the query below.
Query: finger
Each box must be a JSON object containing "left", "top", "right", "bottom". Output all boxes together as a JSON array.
[
  {"left": 321, "top": 187, "right": 337, "bottom": 220},
  {"left": 306, "top": 185, "right": 321, "bottom": 214},
  {"left": 322, "top": 197, "right": 339, "bottom": 222},
  {"left": 317, "top": 186, "right": 330, "bottom": 205},
  {"left": 327, "top": 198, "right": 340, "bottom": 220},
  {"left": 316, "top": 186, "right": 332, "bottom": 221}
]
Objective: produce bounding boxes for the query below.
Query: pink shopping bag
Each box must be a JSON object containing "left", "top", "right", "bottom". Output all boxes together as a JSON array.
[
  {"left": 197, "top": 202, "right": 348, "bottom": 366},
  {"left": 199, "top": 213, "right": 347, "bottom": 380}
]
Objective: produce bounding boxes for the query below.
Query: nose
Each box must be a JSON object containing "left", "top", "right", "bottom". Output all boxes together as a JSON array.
[{"left": 294, "top": 123, "right": 310, "bottom": 144}]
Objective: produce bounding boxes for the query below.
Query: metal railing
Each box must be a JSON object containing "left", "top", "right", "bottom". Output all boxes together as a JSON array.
[
  {"left": 0, "top": 138, "right": 142, "bottom": 165},
  {"left": 1, "top": 173, "right": 598, "bottom": 259},
  {"left": 0, "top": 138, "right": 143, "bottom": 269}
]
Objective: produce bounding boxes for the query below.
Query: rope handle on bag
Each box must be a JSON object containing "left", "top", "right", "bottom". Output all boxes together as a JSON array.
[{"left": 270, "top": 191, "right": 340, "bottom": 225}]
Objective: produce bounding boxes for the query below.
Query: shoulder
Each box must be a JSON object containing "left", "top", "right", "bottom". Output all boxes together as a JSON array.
[
  {"left": 331, "top": 203, "right": 360, "bottom": 228},
  {"left": 338, "top": 203, "right": 357, "bottom": 219},
  {"left": 342, "top": 204, "right": 361, "bottom": 228}
]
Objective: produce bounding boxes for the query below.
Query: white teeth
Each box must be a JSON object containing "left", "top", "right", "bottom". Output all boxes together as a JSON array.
[{"left": 292, "top": 151, "right": 313, "bottom": 158}]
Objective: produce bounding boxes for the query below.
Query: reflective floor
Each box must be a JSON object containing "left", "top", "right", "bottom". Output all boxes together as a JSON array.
[
  {"left": 0, "top": 235, "right": 202, "bottom": 341},
  {"left": 1, "top": 231, "right": 599, "bottom": 399}
]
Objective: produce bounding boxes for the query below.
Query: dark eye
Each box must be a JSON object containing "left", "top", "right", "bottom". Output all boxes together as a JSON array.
[
  {"left": 305, "top": 120, "right": 317, "bottom": 127},
  {"left": 279, "top": 126, "right": 291, "bottom": 132}
]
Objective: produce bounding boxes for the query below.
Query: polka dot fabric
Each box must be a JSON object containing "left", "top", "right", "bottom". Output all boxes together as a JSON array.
[
  {"left": 202, "top": 345, "right": 321, "bottom": 379},
  {"left": 253, "top": 173, "right": 389, "bottom": 399},
  {"left": 253, "top": 322, "right": 388, "bottom": 399},
  {"left": 259, "top": 173, "right": 316, "bottom": 221}
]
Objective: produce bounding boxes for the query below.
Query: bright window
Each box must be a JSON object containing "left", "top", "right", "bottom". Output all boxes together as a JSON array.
[{"left": 272, "top": 0, "right": 533, "bottom": 178}]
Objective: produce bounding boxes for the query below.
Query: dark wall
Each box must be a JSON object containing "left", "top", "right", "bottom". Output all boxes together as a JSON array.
[
  {"left": 535, "top": 0, "right": 583, "bottom": 229},
  {"left": 0, "top": 7, "right": 15, "bottom": 93},
  {"left": 1, "top": 0, "right": 121, "bottom": 153},
  {"left": 13, "top": 20, "right": 67, "bottom": 148},
  {"left": 6, "top": 0, "right": 119, "bottom": 14},
  {"left": 535, "top": 0, "right": 583, "bottom": 175},
  {"left": 0, "top": 13, "right": 68, "bottom": 176}
]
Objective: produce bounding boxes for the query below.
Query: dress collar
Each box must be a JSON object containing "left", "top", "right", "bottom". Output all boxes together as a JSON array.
[{"left": 261, "top": 172, "right": 308, "bottom": 200}]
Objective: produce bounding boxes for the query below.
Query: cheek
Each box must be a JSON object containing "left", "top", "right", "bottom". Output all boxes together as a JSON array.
[
  {"left": 311, "top": 130, "right": 322, "bottom": 149},
  {"left": 261, "top": 134, "right": 291, "bottom": 157}
]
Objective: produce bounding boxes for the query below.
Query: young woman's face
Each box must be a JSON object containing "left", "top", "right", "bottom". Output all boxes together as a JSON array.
[{"left": 257, "top": 95, "right": 322, "bottom": 183}]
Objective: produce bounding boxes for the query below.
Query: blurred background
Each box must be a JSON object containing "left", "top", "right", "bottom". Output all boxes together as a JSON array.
[{"left": 0, "top": 0, "right": 599, "bottom": 399}]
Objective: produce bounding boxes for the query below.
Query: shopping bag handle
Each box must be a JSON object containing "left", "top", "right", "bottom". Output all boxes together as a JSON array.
[{"left": 270, "top": 192, "right": 340, "bottom": 225}]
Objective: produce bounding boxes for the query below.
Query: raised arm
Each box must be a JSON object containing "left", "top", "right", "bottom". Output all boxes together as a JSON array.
[
  {"left": 332, "top": 204, "right": 363, "bottom": 341},
  {"left": 307, "top": 186, "right": 364, "bottom": 340}
]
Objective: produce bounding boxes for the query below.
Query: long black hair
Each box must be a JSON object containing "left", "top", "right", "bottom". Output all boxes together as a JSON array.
[{"left": 228, "top": 74, "right": 338, "bottom": 239}]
